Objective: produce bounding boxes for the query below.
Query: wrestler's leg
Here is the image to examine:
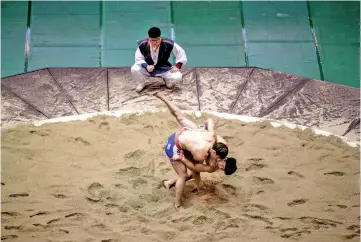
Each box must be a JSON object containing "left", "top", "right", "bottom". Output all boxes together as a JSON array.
[
  {"left": 170, "top": 160, "right": 188, "bottom": 210},
  {"left": 164, "top": 168, "right": 192, "bottom": 189},
  {"left": 165, "top": 152, "right": 202, "bottom": 190},
  {"left": 153, "top": 92, "right": 198, "bottom": 129}
]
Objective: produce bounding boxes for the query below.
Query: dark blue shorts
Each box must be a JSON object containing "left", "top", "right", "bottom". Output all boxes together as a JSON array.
[{"left": 164, "top": 132, "right": 183, "bottom": 161}]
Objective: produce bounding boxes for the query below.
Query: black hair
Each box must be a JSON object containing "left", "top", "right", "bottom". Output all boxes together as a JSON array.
[
  {"left": 224, "top": 157, "right": 237, "bottom": 175},
  {"left": 148, "top": 27, "right": 161, "bottom": 38},
  {"left": 212, "top": 142, "right": 228, "bottom": 159}
]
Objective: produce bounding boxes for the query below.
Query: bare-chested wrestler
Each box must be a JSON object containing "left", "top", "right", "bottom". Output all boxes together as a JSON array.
[{"left": 153, "top": 92, "right": 237, "bottom": 210}]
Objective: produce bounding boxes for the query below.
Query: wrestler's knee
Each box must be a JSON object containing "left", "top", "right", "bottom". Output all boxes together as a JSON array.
[{"left": 177, "top": 173, "right": 188, "bottom": 180}]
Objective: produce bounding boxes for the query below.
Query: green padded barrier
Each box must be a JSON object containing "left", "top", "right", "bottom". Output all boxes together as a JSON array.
[
  {"left": 309, "top": 1, "right": 360, "bottom": 88},
  {"left": 28, "top": 1, "right": 100, "bottom": 70},
  {"left": 29, "top": 47, "right": 100, "bottom": 69},
  {"left": 243, "top": 1, "right": 313, "bottom": 42},
  {"left": 1, "top": 1, "right": 28, "bottom": 77},
  {"left": 102, "top": 1, "right": 172, "bottom": 67},
  {"left": 173, "top": 1, "right": 245, "bottom": 67},
  {"left": 183, "top": 46, "right": 245, "bottom": 67},
  {"left": 1, "top": 1, "right": 359, "bottom": 88},
  {"left": 243, "top": 1, "right": 320, "bottom": 79},
  {"left": 247, "top": 42, "right": 320, "bottom": 78},
  {"left": 102, "top": 49, "right": 135, "bottom": 67}
]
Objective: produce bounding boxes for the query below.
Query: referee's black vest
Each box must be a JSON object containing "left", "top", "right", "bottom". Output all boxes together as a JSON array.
[{"left": 137, "top": 38, "right": 174, "bottom": 68}]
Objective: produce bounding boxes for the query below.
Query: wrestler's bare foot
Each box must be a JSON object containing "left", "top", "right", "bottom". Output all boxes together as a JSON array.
[
  {"left": 163, "top": 180, "right": 171, "bottom": 189},
  {"left": 153, "top": 91, "right": 162, "bottom": 98},
  {"left": 174, "top": 204, "right": 185, "bottom": 211}
]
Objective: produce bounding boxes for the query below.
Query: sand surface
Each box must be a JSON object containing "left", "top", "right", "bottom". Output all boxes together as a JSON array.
[{"left": 1, "top": 111, "right": 360, "bottom": 242}]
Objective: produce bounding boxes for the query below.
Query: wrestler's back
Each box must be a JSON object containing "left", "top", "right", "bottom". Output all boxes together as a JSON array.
[{"left": 178, "top": 130, "right": 215, "bottom": 161}]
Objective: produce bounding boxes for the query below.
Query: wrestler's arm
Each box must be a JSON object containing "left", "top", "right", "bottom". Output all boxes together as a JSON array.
[
  {"left": 180, "top": 156, "right": 217, "bottom": 173},
  {"left": 205, "top": 118, "right": 215, "bottom": 133},
  {"left": 204, "top": 118, "right": 228, "bottom": 146},
  {"left": 191, "top": 141, "right": 214, "bottom": 162},
  {"left": 180, "top": 143, "right": 217, "bottom": 173}
]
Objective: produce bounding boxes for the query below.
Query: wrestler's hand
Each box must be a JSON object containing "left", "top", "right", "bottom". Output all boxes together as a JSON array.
[
  {"left": 146, "top": 65, "right": 155, "bottom": 72},
  {"left": 170, "top": 66, "right": 179, "bottom": 73},
  {"left": 207, "top": 150, "right": 218, "bottom": 171}
]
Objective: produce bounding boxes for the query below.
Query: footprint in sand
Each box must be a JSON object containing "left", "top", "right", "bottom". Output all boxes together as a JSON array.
[
  {"left": 197, "top": 185, "right": 229, "bottom": 205},
  {"left": 33, "top": 223, "right": 49, "bottom": 229},
  {"left": 248, "top": 158, "right": 263, "bottom": 162},
  {"left": 336, "top": 204, "right": 347, "bottom": 208},
  {"left": 46, "top": 218, "right": 60, "bottom": 225},
  {"left": 105, "top": 204, "right": 129, "bottom": 215},
  {"left": 192, "top": 215, "right": 214, "bottom": 225},
  {"left": 288, "top": 171, "right": 304, "bottom": 178},
  {"left": 114, "top": 184, "right": 128, "bottom": 189},
  {"left": 4, "top": 226, "right": 23, "bottom": 230},
  {"left": 280, "top": 228, "right": 298, "bottom": 232},
  {"left": 346, "top": 225, "right": 360, "bottom": 231},
  {"left": 30, "top": 211, "right": 49, "bottom": 218},
  {"left": 274, "top": 216, "right": 292, "bottom": 221},
  {"left": 221, "top": 184, "right": 237, "bottom": 196},
  {"left": 129, "top": 200, "right": 145, "bottom": 211},
  {"left": 64, "top": 213, "right": 85, "bottom": 221},
  {"left": 253, "top": 177, "right": 274, "bottom": 184},
  {"left": 211, "top": 208, "right": 231, "bottom": 219},
  {"left": 131, "top": 178, "right": 148, "bottom": 189},
  {"left": 137, "top": 216, "right": 150, "bottom": 223},
  {"left": 1, "top": 235, "right": 19, "bottom": 240},
  {"left": 324, "top": 171, "right": 345, "bottom": 176},
  {"left": 52, "top": 193, "right": 67, "bottom": 199},
  {"left": 298, "top": 216, "right": 343, "bottom": 229},
  {"left": 141, "top": 226, "right": 151, "bottom": 234},
  {"left": 139, "top": 193, "right": 161, "bottom": 203},
  {"left": 123, "top": 150, "right": 147, "bottom": 162},
  {"left": 75, "top": 137, "right": 91, "bottom": 145},
  {"left": 244, "top": 204, "right": 269, "bottom": 212},
  {"left": 116, "top": 167, "right": 142, "bottom": 177},
  {"left": 246, "top": 163, "right": 266, "bottom": 171},
  {"left": 222, "top": 135, "right": 235, "bottom": 142},
  {"left": 59, "top": 229, "right": 69, "bottom": 234},
  {"left": 99, "top": 121, "right": 110, "bottom": 130},
  {"left": 9, "top": 193, "right": 29, "bottom": 198},
  {"left": 29, "top": 130, "right": 50, "bottom": 136},
  {"left": 281, "top": 230, "right": 311, "bottom": 239},
  {"left": 86, "top": 183, "right": 107, "bottom": 202},
  {"left": 2, "top": 212, "right": 20, "bottom": 217},
  {"left": 344, "top": 233, "right": 360, "bottom": 240},
  {"left": 243, "top": 214, "right": 272, "bottom": 225},
  {"left": 287, "top": 199, "right": 308, "bottom": 207},
  {"left": 161, "top": 231, "right": 177, "bottom": 241},
  {"left": 344, "top": 227, "right": 360, "bottom": 240}
]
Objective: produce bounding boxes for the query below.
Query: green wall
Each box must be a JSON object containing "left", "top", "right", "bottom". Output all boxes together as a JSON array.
[{"left": 1, "top": 1, "right": 359, "bottom": 87}]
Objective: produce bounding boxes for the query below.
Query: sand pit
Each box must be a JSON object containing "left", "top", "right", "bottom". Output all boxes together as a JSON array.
[{"left": 1, "top": 111, "right": 360, "bottom": 242}]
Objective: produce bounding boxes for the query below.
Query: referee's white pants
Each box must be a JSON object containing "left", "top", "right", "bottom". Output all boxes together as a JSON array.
[{"left": 130, "top": 64, "right": 182, "bottom": 87}]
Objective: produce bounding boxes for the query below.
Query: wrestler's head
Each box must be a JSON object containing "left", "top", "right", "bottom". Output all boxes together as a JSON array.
[
  {"left": 224, "top": 157, "right": 237, "bottom": 175},
  {"left": 211, "top": 143, "right": 237, "bottom": 175},
  {"left": 212, "top": 142, "right": 228, "bottom": 159},
  {"left": 213, "top": 156, "right": 237, "bottom": 175}
]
